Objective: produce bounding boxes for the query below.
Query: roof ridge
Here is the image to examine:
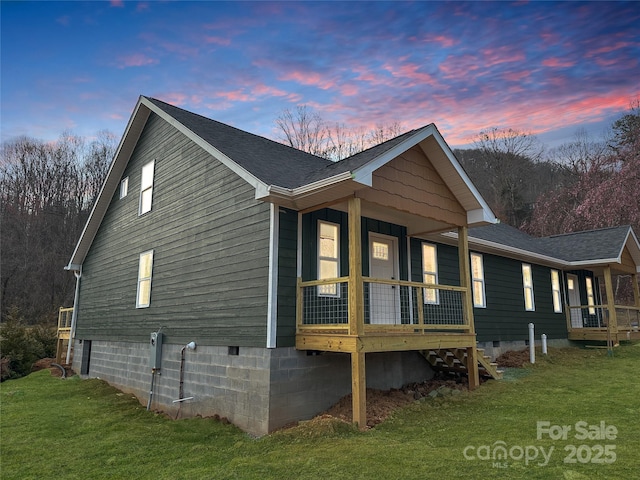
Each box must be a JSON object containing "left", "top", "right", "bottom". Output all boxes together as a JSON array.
[{"left": 545, "top": 225, "right": 630, "bottom": 239}]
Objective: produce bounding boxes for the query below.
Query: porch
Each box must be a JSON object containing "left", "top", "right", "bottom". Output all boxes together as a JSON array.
[
  {"left": 294, "top": 197, "right": 481, "bottom": 428},
  {"left": 56, "top": 307, "right": 73, "bottom": 364},
  {"left": 566, "top": 266, "right": 640, "bottom": 345}
]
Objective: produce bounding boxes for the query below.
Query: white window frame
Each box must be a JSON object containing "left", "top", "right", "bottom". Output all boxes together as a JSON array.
[
  {"left": 551, "top": 270, "right": 562, "bottom": 313},
  {"left": 585, "top": 277, "right": 596, "bottom": 315},
  {"left": 470, "top": 252, "right": 486, "bottom": 308},
  {"left": 421, "top": 242, "right": 439, "bottom": 304},
  {"left": 317, "top": 220, "right": 340, "bottom": 297},
  {"left": 139, "top": 160, "right": 155, "bottom": 215},
  {"left": 136, "top": 250, "right": 154, "bottom": 308},
  {"left": 120, "top": 176, "right": 129, "bottom": 199},
  {"left": 522, "top": 263, "right": 535, "bottom": 311}
]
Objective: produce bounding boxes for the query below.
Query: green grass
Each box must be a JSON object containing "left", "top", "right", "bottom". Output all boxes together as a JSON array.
[{"left": 2, "top": 345, "right": 639, "bottom": 479}]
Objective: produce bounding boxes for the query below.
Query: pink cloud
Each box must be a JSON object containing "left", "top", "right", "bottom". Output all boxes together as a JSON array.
[
  {"left": 424, "top": 34, "right": 457, "bottom": 48},
  {"left": 542, "top": 58, "right": 575, "bottom": 68},
  {"left": 204, "top": 36, "right": 231, "bottom": 46},
  {"left": 384, "top": 62, "right": 440, "bottom": 87},
  {"left": 110, "top": 0, "right": 124, "bottom": 7},
  {"left": 215, "top": 90, "right": 252, "bottom": 102},
  {"left": 117, "top": 53, "right": 158, "bottom": 68},
  {"left": 503, "top": 70, "right": 531, "bottom": 82},
  {"left": 280, "top": 70, "right": 336, "bottom": 90},
  {"left": 480, "top": 47, "right": 526, "bottom": 67},
  {"left": 439, "top": 54, "right": 481, "bottom": 79},
  {"left": 586, "top": 42, "right": 631, "bottom": 57}
]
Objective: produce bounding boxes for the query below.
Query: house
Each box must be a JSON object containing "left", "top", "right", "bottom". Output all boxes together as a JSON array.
[{"left": 65, "top": 96, "right": 640, "bottom": 435}]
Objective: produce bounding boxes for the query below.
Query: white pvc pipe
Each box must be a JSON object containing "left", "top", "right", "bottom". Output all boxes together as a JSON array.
[
  {"left": 66, "top": 268, "right": 82, "bottom": 364},
  {"left": 528, "top": 323, "right": 535, "bottom": 364},
  {"left": 541, "top": 334, "right": 548, "bottom": 355}
]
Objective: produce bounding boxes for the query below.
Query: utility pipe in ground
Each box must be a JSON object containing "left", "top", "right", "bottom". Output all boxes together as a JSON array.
[{"left": 528, "top": 323, "right": 535, "bottom": 364}]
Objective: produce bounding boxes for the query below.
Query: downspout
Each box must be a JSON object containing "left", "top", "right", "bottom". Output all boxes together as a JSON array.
[{"left": 66, "top": 267, "right": 82, "bottom": 364}]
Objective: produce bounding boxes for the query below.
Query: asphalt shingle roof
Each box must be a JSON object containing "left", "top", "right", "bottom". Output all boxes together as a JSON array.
[
  {"left": 148, "top": 97, "right": 424, "bottom": 189},
  {"left": 469, "top": 223, "right": 632, "bottom": 263}
]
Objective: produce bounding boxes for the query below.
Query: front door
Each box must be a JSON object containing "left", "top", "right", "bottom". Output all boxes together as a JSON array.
[
  {"left": 567, "top": 274, "right": 582, "bottom": 328},
  {"left": 369, "top": 233, "right": 400, "bottom": 324}
]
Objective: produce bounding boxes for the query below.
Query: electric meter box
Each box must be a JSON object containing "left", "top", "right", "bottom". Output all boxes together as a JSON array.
[{"left": 149, "top": 331, "right": 163, "bottom": 370}]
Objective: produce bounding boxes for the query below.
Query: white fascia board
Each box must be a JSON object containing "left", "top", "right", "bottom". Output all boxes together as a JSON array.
[
  {"left": 256, "top": 171, "right": 353, "bottom": 200},
  {"left": 66, "top": 97, "right": 150, "bottom": 269},
  {"left": 442, "top": 231, "right": 567, "bottom": 267},
  {"left": 351, "top": 125, "right": 436, "bottom": 186},
  {"left": 427, "top": 128, "right": 496, "bottom": 224},
  {"left": 467, "top": 208, "right": 496, "bottom": 226},
  {"left": 139, "top": 97, "right": 268, "bottom": 195}
]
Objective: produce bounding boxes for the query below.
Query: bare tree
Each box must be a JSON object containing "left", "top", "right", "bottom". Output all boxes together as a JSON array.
[
  {"left": 275, "top": 106, "right": 328, "bottom": 156},
  {"left": 0, "top": 131, "right": 115, "bottom": 324}
]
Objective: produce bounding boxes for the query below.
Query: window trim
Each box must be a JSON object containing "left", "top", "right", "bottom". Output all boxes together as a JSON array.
[
  {"left": 421, "top": 242, "right": 439, "bottom": 305},
  {"left": 136, "top": 250, "right": 154, "bottom": 308},
  {"left": 470, "top": 252, "right": 486, "bottom": 308},
  {"left": 522, "top": 263, "right": 535, "bottom": 311},
  {"left": 551, "top": 269, "right": 562, "bottom": 313},
  {"left": 139, "top": 160, "right": 155, "bottom": 216},
  {"left": 120, "top": 176, "right": 129, "bottom": 199},
  {"left": 317, "top": 220, "right": 340, "bottom": 297}
]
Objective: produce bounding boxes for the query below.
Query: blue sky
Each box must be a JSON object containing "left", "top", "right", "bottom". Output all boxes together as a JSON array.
[{"left": 1, "top": 1, "right": 639, "bottom": 149}]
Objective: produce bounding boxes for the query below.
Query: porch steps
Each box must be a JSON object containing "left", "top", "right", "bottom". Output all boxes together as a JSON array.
[{"left": 422, "top": 348, "right": 503, "bottom": 380}]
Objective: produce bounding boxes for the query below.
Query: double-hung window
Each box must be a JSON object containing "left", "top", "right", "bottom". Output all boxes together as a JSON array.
[
  {"left": 522, "top": 263, "right": 535, "bottom": 311},
  {"left": 139, "top": 160, "right": 155, "bottom": 215},
  {"left": 318, "top": 221, "right": 339, "bottom": 296},
  {"left": 551, "top": 270, "right": 562, "bottom": 313},
  {"left": 422, "top": 243, "right": 438, "bottom": 304},
  {"left": 470, "top": 253, "right": 486, "bottom": 308},
  {"left": 136, "top": 250, "right": 154, "bottom": 308},
  {"left": 120, "top": 176, "right": 129, "bottom": 199}
]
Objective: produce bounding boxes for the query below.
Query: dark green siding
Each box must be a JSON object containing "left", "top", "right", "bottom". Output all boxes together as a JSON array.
[
  {"left": 76, "top": 113, "right": 271, "bottom": 346},
  {"left": 471, "top": 254, "right": 568, "bottom": 341},
  {"left": 276, "top": 208, "right": 298, "bottom": 347}
]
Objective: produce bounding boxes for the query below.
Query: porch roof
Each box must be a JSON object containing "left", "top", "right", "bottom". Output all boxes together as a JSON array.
[{"left": 464, "top": 223, "right": 640, "bottom": 274}]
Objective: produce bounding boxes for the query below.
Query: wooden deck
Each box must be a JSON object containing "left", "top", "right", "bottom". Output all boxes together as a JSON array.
[{"left": 567, "top": 305, "right": 640, "bottom": 344}]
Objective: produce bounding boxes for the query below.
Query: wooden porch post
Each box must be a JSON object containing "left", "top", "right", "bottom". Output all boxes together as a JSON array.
[
  {"left": 632, "top": 273, "right": 640, "bottom": 308},
  {"left": 348, "top": 196, "right": 366, "bottom": 428},
  {"left": 603, "top": 266, "right": 618, "bottom": 348},
  {"left": 458, "top": 226, "right": 479, "bottom": 389}
]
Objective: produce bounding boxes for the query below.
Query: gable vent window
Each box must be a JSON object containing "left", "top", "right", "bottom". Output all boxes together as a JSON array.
[
  {"left": 136, "top": 250, "right": 154, "bottom": 308},
  {"left": 120, "top": 176, "right": 129, "bottom": 199},
  {"left": 522, "top": 263, "right": 535, "bottom": 311},
  {"left": 139, "top": 160, "right": 155, "bottom": 215}
]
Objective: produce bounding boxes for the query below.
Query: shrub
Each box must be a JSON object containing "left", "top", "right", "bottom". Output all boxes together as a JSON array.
[{"left": 0, "top": 306, "right": 56, "bottom": 381}]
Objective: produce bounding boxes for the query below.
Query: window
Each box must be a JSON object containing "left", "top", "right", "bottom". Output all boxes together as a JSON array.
[
  {"left": 422, "top": 243, "right": 438, "bottom": 304},
  {"left": 522, "top": 264, "right": 535, "bottom": 311},
  {"left": 136, "top": 250, "right": 154, "bottom": 308},
  {"left": 585, "top": 277, "right": 596, "bottom": 314},
  {"left": 551, "top": 270, "right": 562, "bottom": 313},
  {"left": 470, "top": 253, "right": 486, "bottom": 308},
  {"left": 120, "top": 177, "right": 129, "bottom": 199},
  {"left": 318, "top": 221, "right": 339, "bottom": 296},
  {"left": 139, "top": 160, "right": 155, "bottom": 215}
]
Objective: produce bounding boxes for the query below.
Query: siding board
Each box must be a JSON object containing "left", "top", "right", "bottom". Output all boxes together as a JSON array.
[{"left": 76, "top": 113, "right": 271, "bottom": 346}]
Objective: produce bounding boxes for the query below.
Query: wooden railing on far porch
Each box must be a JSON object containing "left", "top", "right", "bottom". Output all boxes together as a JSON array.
[{"left": 56, "top": 307, "right": 73, "bottom": 364}]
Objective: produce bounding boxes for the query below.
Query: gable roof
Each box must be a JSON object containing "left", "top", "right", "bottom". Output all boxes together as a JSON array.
[
  {"left": 466, "top": 223, "right": 640, "bottom": 272},
  {"left": 66, "top": 95, "right": 496, "bottom": 269}
]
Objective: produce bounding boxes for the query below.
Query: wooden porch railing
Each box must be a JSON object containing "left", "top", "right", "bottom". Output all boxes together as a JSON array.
[
  {"left": 566, "top": 304, "right": 640, "bottom": 342},
  {"left": 296, "top": 277, "right": 471, "bottom": 334},
  {"left": 56, "top": 307, "right": 73, "bottom": 364}
]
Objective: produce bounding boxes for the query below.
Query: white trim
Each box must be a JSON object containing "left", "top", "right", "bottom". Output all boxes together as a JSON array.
[
  {"left": 368, "top": 232, "right": 401, "bottom": 324},
  {"left": 297, "top": 211, "right": 303, "bottom": 278},
  {"left": 470, "top": 252, "right": 486, "bottom": 308},
  {"left": 406, "top": 235, "right": 414, "bottom": 323},
  {"left": 266, "top": 203, "right": 279, "bottom": 349},
  {"left": 317, "top": 220, "right": 341, "bottom": 297},
  {"left": 421, "top": 241, "right": 439, "bottom": 305},
  {"left": 522, "top": 263, "right": 535, "bottom": 311},
  {"left": 551, "top": 269, "right": 562, "bottom": 313}
]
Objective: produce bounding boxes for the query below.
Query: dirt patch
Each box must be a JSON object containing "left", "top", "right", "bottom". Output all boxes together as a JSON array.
[
  {"left": 317, "top": 375, "right": 468, "bottom": 429},
  {"left": 495, "top": 349, "right": 531, "bottom": 368},
  {"left": 31, "top": 358, "right": 74, "bottom": 378}
]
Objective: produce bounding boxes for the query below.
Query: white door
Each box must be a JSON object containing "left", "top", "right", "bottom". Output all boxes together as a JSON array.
[
  {"left": 369, "top": 233, "right": 400, "bottom": 324},
  {"left": 567, "top": 274, "right": 582, "bottom": 328}
]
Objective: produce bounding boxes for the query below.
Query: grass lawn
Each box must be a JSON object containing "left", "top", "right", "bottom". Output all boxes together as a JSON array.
[{"left": 2, "top": 344, "right": 639, "bottom": 479}]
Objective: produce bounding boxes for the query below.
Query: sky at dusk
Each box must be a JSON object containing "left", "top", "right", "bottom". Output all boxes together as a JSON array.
[{"left": 1, "top": 1, "right": 639, "bottom": 150}]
